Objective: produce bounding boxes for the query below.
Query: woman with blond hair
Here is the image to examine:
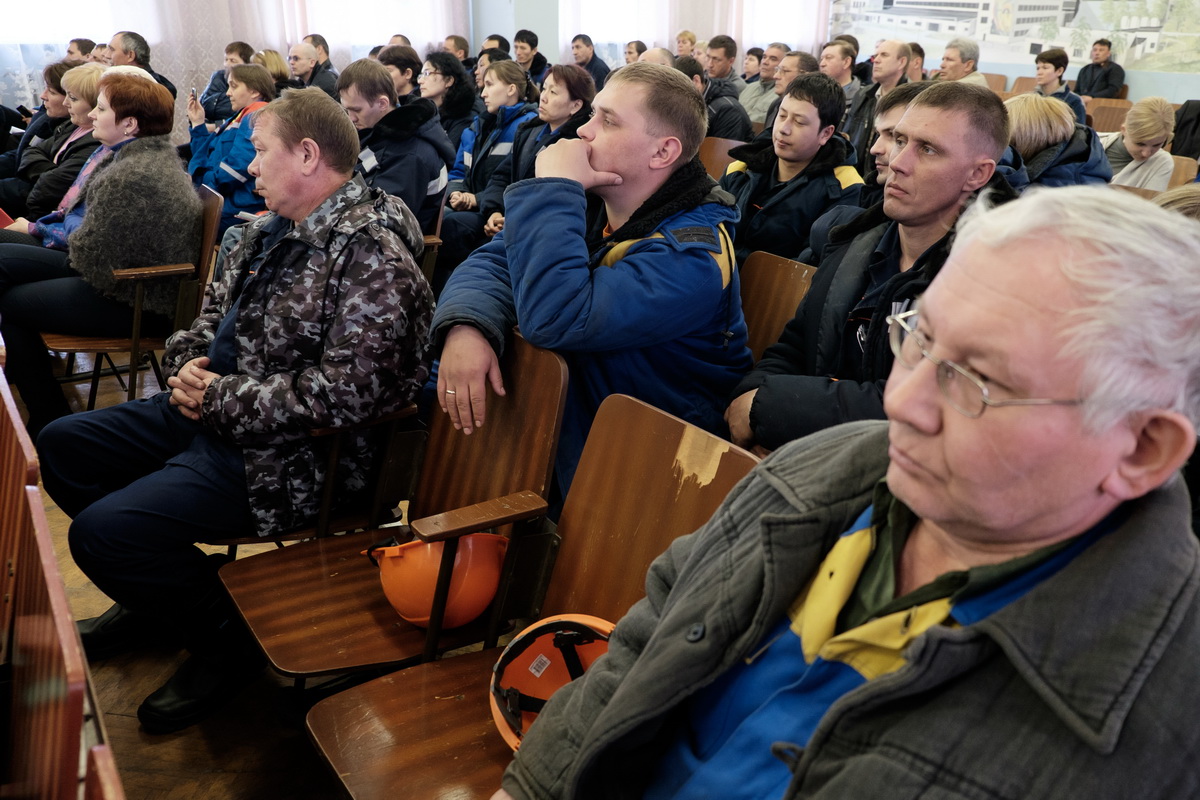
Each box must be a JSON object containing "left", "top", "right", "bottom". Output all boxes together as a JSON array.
[
  {"left": 252, "top": 48, "right": 303, "bottom": 96},
  {"left": 1100, "top": 97, "right": 1176, "bottom": 191},
  {"left": 1004, "top": 93, "right": 1110, "bottom": 188}
]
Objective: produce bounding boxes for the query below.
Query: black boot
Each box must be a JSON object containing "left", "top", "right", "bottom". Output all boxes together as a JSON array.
[
  {"left": 137, "top": 605, "right": 266, "bottom": 734},
  {"left": 77, "top": 603, "right": 177, "bottom": 661}
]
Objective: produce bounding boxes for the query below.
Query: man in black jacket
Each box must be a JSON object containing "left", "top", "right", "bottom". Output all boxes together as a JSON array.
[
  {"left": 725, "top": 81, "right": 1013, "bottom": 453},
  {"left": 719, "top": 73, "right": 863, "bottom": 261},
  {"left": 1075, "top": 39, "right": 1125, "bottom": 101},
  {"left": 676, "top": 56, "right": 752, "bottom": 141}
]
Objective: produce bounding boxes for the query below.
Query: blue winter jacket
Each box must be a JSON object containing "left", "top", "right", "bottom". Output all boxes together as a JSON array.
[
  {"left": 187, "top": 101, "right": 269, "bottom": 232},
  {"left": 432, "top": 175, "right": 753, "bottom": 493},
  {"left": 1023, "top": 124, "right": 1112, "bottom": 188},
  {"left": 448, "top": 102, "right": 539, "bottom": 193}
]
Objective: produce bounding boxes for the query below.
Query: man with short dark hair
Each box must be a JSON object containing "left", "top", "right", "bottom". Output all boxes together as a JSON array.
[
  {"left": 676, "top": 55, "right": 752, "bottom": 141},
  {"left": 721, "top": 72, "right": 862, "bottom": 261},
  {"left": 482, "top": 34, "right": 510, "bottom": 53},
  {"left": 1076, "top": 38, "right": 1125, "bottom": 101},
  {"left": 706, "top": 34, "right": 746, "bottom": 93},
  {"left": 492, "top": 185, "right": 1200, "bottom": 800},
  {"left": 738, "top": 42, "right": 789, "bottom": 124},
  {"left": 858, "top": 81, "right": 933, "bottom": 207},
  {"left": 761, "top": 50, "right": 819, "bottom": 130},
  {"left": 638, "top": 47, "right": 675, "bottom": 67},
  {"left": 66, "top": 38, "right": 95, "bottom": 59},
  {"left": 338, "top": 58, "right": 455, "bottom": 232},
  {"left": 304, "top": 33, "right": 339, "bottom": 79},
  {"left": 572, "top": 34, "right": 610, "bottom": 90},
  {"left": 514, "top": 29, "right": 549, "bottom": 84},
  {"left": 289, "top": 42, "right": 338, "bottom": 99},
  {"left": 432, "top": 63, "right": 751, "bottom": 496},
  {"left": 44, "top": 87, "right": 434, "bottom": 735},
  {"left": 445, "top": 34, "right": 475, "bottom": 71},
  {"left": 907, "top": 41, "right": 926, "bottom": 82},
  {"left": 820, "top": 39, "right": 859, "bottom": 115},
  {"left": 843, "top": 39, "right": 911, "bottom": 170},
  {"left": 199, "top": 41, "right": 255, "bottom": 124},
  {"left": 107, "top": 31, "right": 177, "bottom": 97},
  {"left": 625, "top": 40, "right": 647, "bottom": 64},
  {"left": 726, "top": 82, "right": 1016, "bottom": 453}
]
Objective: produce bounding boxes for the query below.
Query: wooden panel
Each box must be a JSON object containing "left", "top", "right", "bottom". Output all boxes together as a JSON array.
[
  {"left": 84, "top": 745, "right": 127, "bottom": 800},
  {"left": 739, "top": 251, "right": 817, "bottom": 363},
  {"left": 221, "top": 336, "right": 568, "bottom": 678},
  {"left": 0, "top": 377, "right": 39, "bottom": 665},
  {"left": 1086, "top": 97, "right": 1132, "bottom": 111},
  {"left": 699, "top": 136, "right": 745, "bottom": 179},
  {"left": 9, "top": 486, "right": 87, "bottom": 800},
  {"left": 1110, "top": 184, "right": 1160, "bottom": 200}
]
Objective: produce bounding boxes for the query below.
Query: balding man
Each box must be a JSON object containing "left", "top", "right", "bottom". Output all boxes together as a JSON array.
[
  {"left": 107, "top": 30, "right": 176, "bottom": 97},
  {"left": 493, "top": 185, "right": 1200, "bottom": 800},
  {"left": 289, "top": 41, "right": 338, "bottom": 99},
  {"left": 45, "top": 88, "right": 434, "bottom": 734},
  {"left": 843, "top": 39, "right": 911, "bottom": 170},
  {"left": 638, "top": 47, "right": 675, "bottom": 67}
]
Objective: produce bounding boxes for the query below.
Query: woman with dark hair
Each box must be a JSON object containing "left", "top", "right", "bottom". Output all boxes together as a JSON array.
[
  {"left": 0, "top": 72, "right": 201, "bottom": 435},
  {"left": 478, "top": 64, "right": 595, "bottom": 238},
  {"left": 431, "top": 60, "right": 543, "bottom": 295},
  {"left": 377, "top": 44, "right": 421, "bottom": 98},
  {"left": 419, "top": 51, "right": 482, "bottom": 149},
  {"left": 186, "top": 63, "right": 275, "bottom": 233}
]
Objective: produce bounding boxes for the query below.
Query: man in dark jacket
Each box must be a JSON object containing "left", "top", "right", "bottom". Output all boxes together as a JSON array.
[
  {"left": 856, "top": 81, "right": 933, "bottom": 208},
  {"left": 842, "top": 40, "right": 910, "bottom": 172},
  {"left": 337, "top": 59, "right": 455, "bottom": 232},
  {"left": 432, "top": 63, "right": 751, "bottom": 497},
  {"left": 107, "top": 30, "right": 177, "bottom": 98},
  {"left": 676, "top": 56, "right": 752, "bottom": 141},
  {"left": 1075, "top": 38, "right": 1125, "bottom": 101},
  {"left": 41, "top": 88, "right": 434, "bottom": 735},
  {"left": 289, "top": 42, "right": 338, "bottom": 99},
  {"left": 572, "top": 34, "right": 610, "bottom": 90},
  {"left": 198, "top": 41, "right": 254, "bottom": 124},
  {"left": 719, "top": 73, "right": 863, "bottom": 261},
  {"left": 514, "top": 29, "right": 550, "bottom": 85},
  {"left": 726, "top": 82, "right": 1013, "bottom": 453}
]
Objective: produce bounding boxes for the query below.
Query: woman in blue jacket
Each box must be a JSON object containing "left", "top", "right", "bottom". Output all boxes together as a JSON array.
[
  {"left": 433, "top": 60, "right": 539, "bottom": 296},
  {"left": 185, "top": 63, "right": 275, "bottom": 233}
]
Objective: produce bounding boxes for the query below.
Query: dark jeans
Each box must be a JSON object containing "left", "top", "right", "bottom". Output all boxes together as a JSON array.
[
  {"left": 431, "top": 209, "right": 486, "bottom": 299},
  {"left": 38, "top": 392, "right": 254, "bottom": 636},
  {"left": 0, "top": 242, "right": 171, "bottom": 435}
]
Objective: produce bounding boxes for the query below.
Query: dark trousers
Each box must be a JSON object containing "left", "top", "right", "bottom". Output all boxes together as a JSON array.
[
  {"left": 431, "top": 209, "right": 486, "bottom": 299},
  {"left": 0, "top": 242, "right": 171, "bottom": 435},
  {"left": 38, "top": 392, "right": 254, "bottom": 637}
]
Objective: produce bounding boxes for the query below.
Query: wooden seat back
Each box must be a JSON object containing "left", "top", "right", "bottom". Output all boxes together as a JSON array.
[
  {"left": 739, "top": 251, "right": 817, "bottom": 362},
  {"left": 0, "top": 377, "right": 39, "bottom": 665},
  {"left": 985, "top": 73, "right": 1012, "bottom": 92},
  {"left": 1090, "top": 104, "right": 1130, "bottom": 133},
  {"left": 699, "top": 136, "right": 745, "bottom": 180},
  {"left": 1110, "top": 184, "right": 1160, "bottom": 200},
  {"left": 1168, "top": 155, "right": 1199, "bottom": 188},
  {"left": 8, "top": 486, "right": 87, "bottom": 800},
  {"left": 413, "top": 334, "right": 567, "bottom": 519},
  {"left": 83, "top": 745, "right": 127, "bottom": 800},
  {"left": 542, "top": 395, "right": 758, "bottom": 622},
  {"left": 1086, "top": 97, "right": 1132, "bottom": 111},
  {"left": 1008, "top": 74, "right": 1036, "bottom": 92}
]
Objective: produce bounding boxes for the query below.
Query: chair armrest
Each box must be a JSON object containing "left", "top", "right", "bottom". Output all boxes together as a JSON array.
[
  {"left": 308, "top": 403, "right": 419, "bottom": 438},
  {"left": 411, "top": 490, "right": 547, "bottom": 542},
  {"left": 423, "top": 234, "right": 442, "bottom": 247},
  {"left": 112, "top": 263, "right": 195, "bottom": 281}
]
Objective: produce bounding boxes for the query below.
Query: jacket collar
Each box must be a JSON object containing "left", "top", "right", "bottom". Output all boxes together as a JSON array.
[{"left": 757, "top": 420, "right": 1200, "bottom": 755}]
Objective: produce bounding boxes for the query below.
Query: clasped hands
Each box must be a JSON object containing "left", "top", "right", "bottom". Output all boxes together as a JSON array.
[{"left": 167, "top": 356, "right": 221, "bottom": 421}]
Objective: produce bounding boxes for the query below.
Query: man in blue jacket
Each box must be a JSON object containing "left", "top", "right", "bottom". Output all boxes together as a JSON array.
[
  {"left": 720, "top": 72, "right": 863, "bottom": 261},
  {"left": 432, "top": 62, "right": 752, "bottom": 496}
]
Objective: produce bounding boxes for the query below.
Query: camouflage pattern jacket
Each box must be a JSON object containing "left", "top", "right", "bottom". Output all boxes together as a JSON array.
[{"left": 162, "top": 175, "right": 434, "bottom": 536}]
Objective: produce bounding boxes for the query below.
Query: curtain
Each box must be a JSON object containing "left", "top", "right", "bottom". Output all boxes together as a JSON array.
[{"left": 1, "top": 0, "right": 468, "bottom": 143}]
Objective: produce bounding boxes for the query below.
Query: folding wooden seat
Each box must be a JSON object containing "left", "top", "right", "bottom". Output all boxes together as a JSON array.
[
  {"left": 305, "top": 395, "right": 759, "bottom": 799},
  {"left": 739, "top": 250, "right": 817, "bottom": 362},
  {"left": 0, "top": 375, "right": 38, "bottom": 665}
]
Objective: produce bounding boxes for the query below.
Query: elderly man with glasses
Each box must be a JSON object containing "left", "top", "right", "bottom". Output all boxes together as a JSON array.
[{"left": 492, "top": 184, "right": 1200, "bottom": 800}]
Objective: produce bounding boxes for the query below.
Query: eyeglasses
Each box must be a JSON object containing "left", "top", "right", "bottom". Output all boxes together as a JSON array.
[
  {"left": 419, "top": 70, "right": 441, "bottom": 78},
  {"left": 886, "top": 310, "right": 1082, "bottom": 419},
  {"left": 287, "top": 55, "right": 302, "bottom": 62}
]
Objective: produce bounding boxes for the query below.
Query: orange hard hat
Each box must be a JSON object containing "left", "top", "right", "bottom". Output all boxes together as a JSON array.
[
  {"left": 365, "top": 533, "right": 507, "bottom": 629},
  {"left": 490, "top": 613, "right": 615, "bottom": 750}
]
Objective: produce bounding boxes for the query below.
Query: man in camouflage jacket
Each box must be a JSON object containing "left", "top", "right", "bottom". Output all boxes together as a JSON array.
[{"left": 38, "top": 88, "right": 434, "bottom": 734}]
